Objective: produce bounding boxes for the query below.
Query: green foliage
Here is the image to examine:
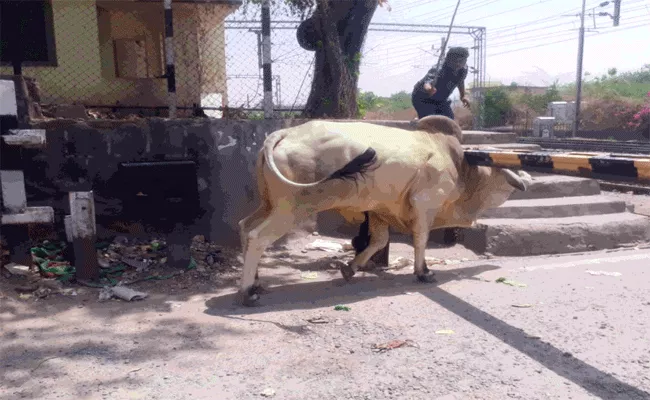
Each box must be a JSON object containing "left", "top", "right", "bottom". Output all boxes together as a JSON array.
[
  {"left": 517, "top": 82, "right": 562, "bottom": 114},
  {"left": 357, "top": 90, "right": 380, "bottom": 118},
  {"left": 560, "top": 64, "right": 650, "bottom": 101},
  {"left": 356, "top": 90, "right": 413, "bottom": 118},
  {"left": 482, "top": 86, "right": 513, "bottom": 127}
]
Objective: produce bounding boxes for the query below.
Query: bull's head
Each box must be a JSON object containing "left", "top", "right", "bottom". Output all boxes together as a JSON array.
[{"left": 435, "top": 165, "right": 532, "bottom": 228}]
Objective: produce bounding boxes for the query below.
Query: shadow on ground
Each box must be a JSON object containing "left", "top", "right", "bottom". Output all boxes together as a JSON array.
[{"left": 204, "top": 262, "right": 650, "bottom": 400}]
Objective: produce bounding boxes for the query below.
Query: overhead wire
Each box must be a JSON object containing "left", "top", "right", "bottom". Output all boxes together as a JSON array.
[{"left": 487, "top": 19, "right": 650, "bottom": 57}]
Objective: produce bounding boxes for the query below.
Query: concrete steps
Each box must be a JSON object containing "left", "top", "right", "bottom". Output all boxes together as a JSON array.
[
  {"left": 480, "top": 195, "right": 630, "bottom": 219},
  {"left": 508, "top": 174, "right": 601, "bottom": 200},
  {"left": 461, "top": 173, "right": 650, "bottom": 256},
  {"left": 462, "top": 213, "right": 650, "bottom": 257}
]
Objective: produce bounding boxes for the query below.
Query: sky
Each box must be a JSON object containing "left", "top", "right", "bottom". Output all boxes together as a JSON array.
[{"left": 223, "top": 0, "right": 650, "bottom": 108}]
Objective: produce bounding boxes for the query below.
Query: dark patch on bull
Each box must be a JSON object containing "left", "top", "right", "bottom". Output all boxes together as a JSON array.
[
  {"left": 352, "top": 211, "right": 370, "bottom": 254},
  {"left": 326, "top": 147, "right": 378, "bottom": 187}
]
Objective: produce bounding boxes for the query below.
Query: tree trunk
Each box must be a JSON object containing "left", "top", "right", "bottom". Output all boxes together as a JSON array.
[{"left": 300, "top": 0, "right": 378, "bottom": 119}]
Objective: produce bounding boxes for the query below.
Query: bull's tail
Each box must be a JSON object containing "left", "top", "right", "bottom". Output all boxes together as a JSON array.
[{"left": 263, "top": 130, "right": 378, "bottom": 189}]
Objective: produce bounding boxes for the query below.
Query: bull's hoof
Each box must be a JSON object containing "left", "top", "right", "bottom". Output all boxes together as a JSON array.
[
  {"left": 416, "top": 271, "right": 437, "bottom": 283},
  {"left": 341, "top": 262, "right": 356, "bottom": 282},
  {"left": 236, "top": 287, "right": 261, "bottom": 307},
  {"left": 252, "top": 284, "right": 270, "bottom": 295}
]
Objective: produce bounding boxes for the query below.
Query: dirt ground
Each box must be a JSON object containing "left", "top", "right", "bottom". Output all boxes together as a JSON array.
[{"left": 2, "top": 191, "right": 650, "bottom": 400}]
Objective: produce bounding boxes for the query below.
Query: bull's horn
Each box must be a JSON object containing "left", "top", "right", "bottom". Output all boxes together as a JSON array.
[{"left": 502, "top": 168, "right": 528, "bottom": 191}]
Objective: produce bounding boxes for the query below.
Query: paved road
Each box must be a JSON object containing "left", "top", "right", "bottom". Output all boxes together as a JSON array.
[{"left": 2, "top": 247, "right": 650, "bottom": 400}]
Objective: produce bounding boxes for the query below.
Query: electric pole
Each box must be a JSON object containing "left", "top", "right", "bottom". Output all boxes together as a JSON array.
[{"left": 572, "top": 0, "right": 587, "bottom": 138}]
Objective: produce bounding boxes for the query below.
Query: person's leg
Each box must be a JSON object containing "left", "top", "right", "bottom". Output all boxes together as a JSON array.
[
  {"left": 440, "top": 100, "right": 455, "bottom": 120},
  {"left": 412, "top": 93, "right": 435, "bottom": 119}
]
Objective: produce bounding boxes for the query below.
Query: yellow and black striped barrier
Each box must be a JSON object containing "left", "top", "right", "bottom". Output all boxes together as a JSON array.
[{"left": 464, "top": 149, "right": 650, "bottom": 184}]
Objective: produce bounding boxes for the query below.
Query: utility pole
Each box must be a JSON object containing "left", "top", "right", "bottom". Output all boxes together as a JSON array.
[{"left": 572, "top": 0, "right": 587, "bottom": 138}]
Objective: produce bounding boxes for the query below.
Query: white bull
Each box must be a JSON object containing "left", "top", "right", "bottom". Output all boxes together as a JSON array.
[{"left": 237, "top": 115, "right": 532, "bottom": 306}]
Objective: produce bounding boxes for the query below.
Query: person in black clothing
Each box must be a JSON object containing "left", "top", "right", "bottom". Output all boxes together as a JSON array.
[
  {"left": 411, "top": 46, "right": 472, "bottom": 245},
  {"left": 411, "top": 46, "right": 471, "bottom": 120}
]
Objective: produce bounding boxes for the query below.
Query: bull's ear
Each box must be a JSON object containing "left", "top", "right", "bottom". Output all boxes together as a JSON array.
[{"left": 502, "top": 168, "right": 528, "bottom": 191}]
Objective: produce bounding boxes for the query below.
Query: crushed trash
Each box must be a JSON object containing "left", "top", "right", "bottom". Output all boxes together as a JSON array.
[
  {"left": 3, "top": 263, "right": 31, "bottom": 276},
  {"left": 260, "top": 388, "right": 276, "bottom": 397},
  {"left": 98, "top": 285, "right": 149, "bottom": 302},
  {"left": 30, "top": 241, "right": 75, "bottom": 281},
  {"left": 390, "top": 257, "right": 412, "bottom": 269},
  {"left": 371, "top": 339, "right": 419, "bottom": 353},
  {"left": 306, "top": 239, "right": 344, "bottom": 253},
  {"left": 585, "top": 270, "right": 622, "bottom": 277},
  {"left": 334, "top": 305, "right": 351, "bottom": 311},
  {"left": 495, "top": 277, "right": 528, "bottom": 287},
  {"left": 435, "top": 329, "right": 455, "bottom": 335},
  {"left": 301, "top": 271, "right": 318, "bottom": 280}
]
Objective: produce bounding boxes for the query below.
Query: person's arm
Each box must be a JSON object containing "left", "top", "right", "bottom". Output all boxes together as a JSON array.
[
  {"left": 423, "top": 67, "right": 438, "bottom": 87},
  {"left": 422, "top": 67, "right": 438, "bottom": 94},
  {"left": 459, "top": 67, "right": 470, "bottom": 107}
]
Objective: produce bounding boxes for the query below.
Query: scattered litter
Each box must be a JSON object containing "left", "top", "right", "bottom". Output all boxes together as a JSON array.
[
  {"left": 512, "top": 304, "right": 534, "bottom": 308},
  {"left": 98, "top": 257, "right": 112, "bottom": 269},
  {"left": 390, "top": 257, "right": 411, "bottom": 270},
  {"left": 34, "top": 287, "right": 52, "bottom": 299},
  {"left": 404, "top": 291, "right": 417, "bottom": 296},
  {"left": 260, "top": 388, "right": 276, "bottom": 397},
  {"left": 18, "top": 293, "right": 32, "bottom": 300},
  {"left": 585, "top": 270, "right": 622, "bottom": 277},
  {"left": 301, "top": 271, "right": 318, "bottom": 280},
  {"left": 121, "top": 256, "right": 150, "bottom": 272},
  {"left": 98, "top": 286, "right": 148, "bottom": 302},
  {"left": 312, "top": 232, "right": 319, "bottom": 236},
  {"left": 3, "top": 263, "right": 31, "bottom": 276},
  {"left": 306, "top": 239, "right": 344, "bottom": 253},
  {"left": 435, "top": 329, "right": 455, "bottom": 335},
  {"left": 372, "top": 339, "right": 419, "bottom": 353},
  {"left": 334, "top": 305, "right": 351, "bottom": 311},
  {"left": 307, "top": 317, "right": 329, "bottom": 324},
  {"left": 495, "top": 277, "right": 528, "bottom": 287}
]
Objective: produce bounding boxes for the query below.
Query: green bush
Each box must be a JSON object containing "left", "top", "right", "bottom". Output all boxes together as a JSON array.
[{"left": 482, "top": 86, "right": 513, "bottom": 127}]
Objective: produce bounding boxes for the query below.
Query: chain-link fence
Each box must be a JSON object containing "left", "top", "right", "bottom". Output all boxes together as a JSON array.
[{"left": 1, "top": 0, "right": 485, "bottom": 121}]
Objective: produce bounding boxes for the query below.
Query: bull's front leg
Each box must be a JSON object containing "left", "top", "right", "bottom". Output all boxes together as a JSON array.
[
  {"left": 412, "top": 225, "right": 436, "bottom": 283},
  {"left": 411, "top": 191, "right": 444, "bottom": 283}
]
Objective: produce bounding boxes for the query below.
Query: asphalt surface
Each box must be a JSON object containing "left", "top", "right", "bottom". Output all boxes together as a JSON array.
[{"left": 2, "top": 246, "right": 650, "bottom": 400}]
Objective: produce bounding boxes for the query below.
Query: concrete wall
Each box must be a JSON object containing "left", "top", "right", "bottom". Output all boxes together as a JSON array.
[
  {"left": 16, "top": 116, "right": 514, "bottom": 247},
  {"left": 0, "top": 0, "right": 237, "bottom": 110}
]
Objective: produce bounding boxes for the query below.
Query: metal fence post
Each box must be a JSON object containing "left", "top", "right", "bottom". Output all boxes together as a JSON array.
[
  {"left": 164, "top": 0, "right": 177, "bottom": 118},
  {"left": 261, "top": 0, "right": 274, "bottom": 118}
]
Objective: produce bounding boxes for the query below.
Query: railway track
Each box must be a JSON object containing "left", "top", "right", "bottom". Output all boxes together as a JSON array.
[
  {"left": 596, "top": 180, "right": 650, "bottom": 195},
  {"left": 518, "top": 137, "right": 650, "bottom": 154}
]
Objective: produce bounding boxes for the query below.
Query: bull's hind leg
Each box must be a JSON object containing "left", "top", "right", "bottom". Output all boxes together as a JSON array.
[
  {"left": 238, "top": 204, "right": 271, "bottom": 289},
  {"left": 341, "top": 214, "right": 389, "bottom": 281},
  {"left": 237, "top": 209, "right": 299, "bottom": 306}
]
